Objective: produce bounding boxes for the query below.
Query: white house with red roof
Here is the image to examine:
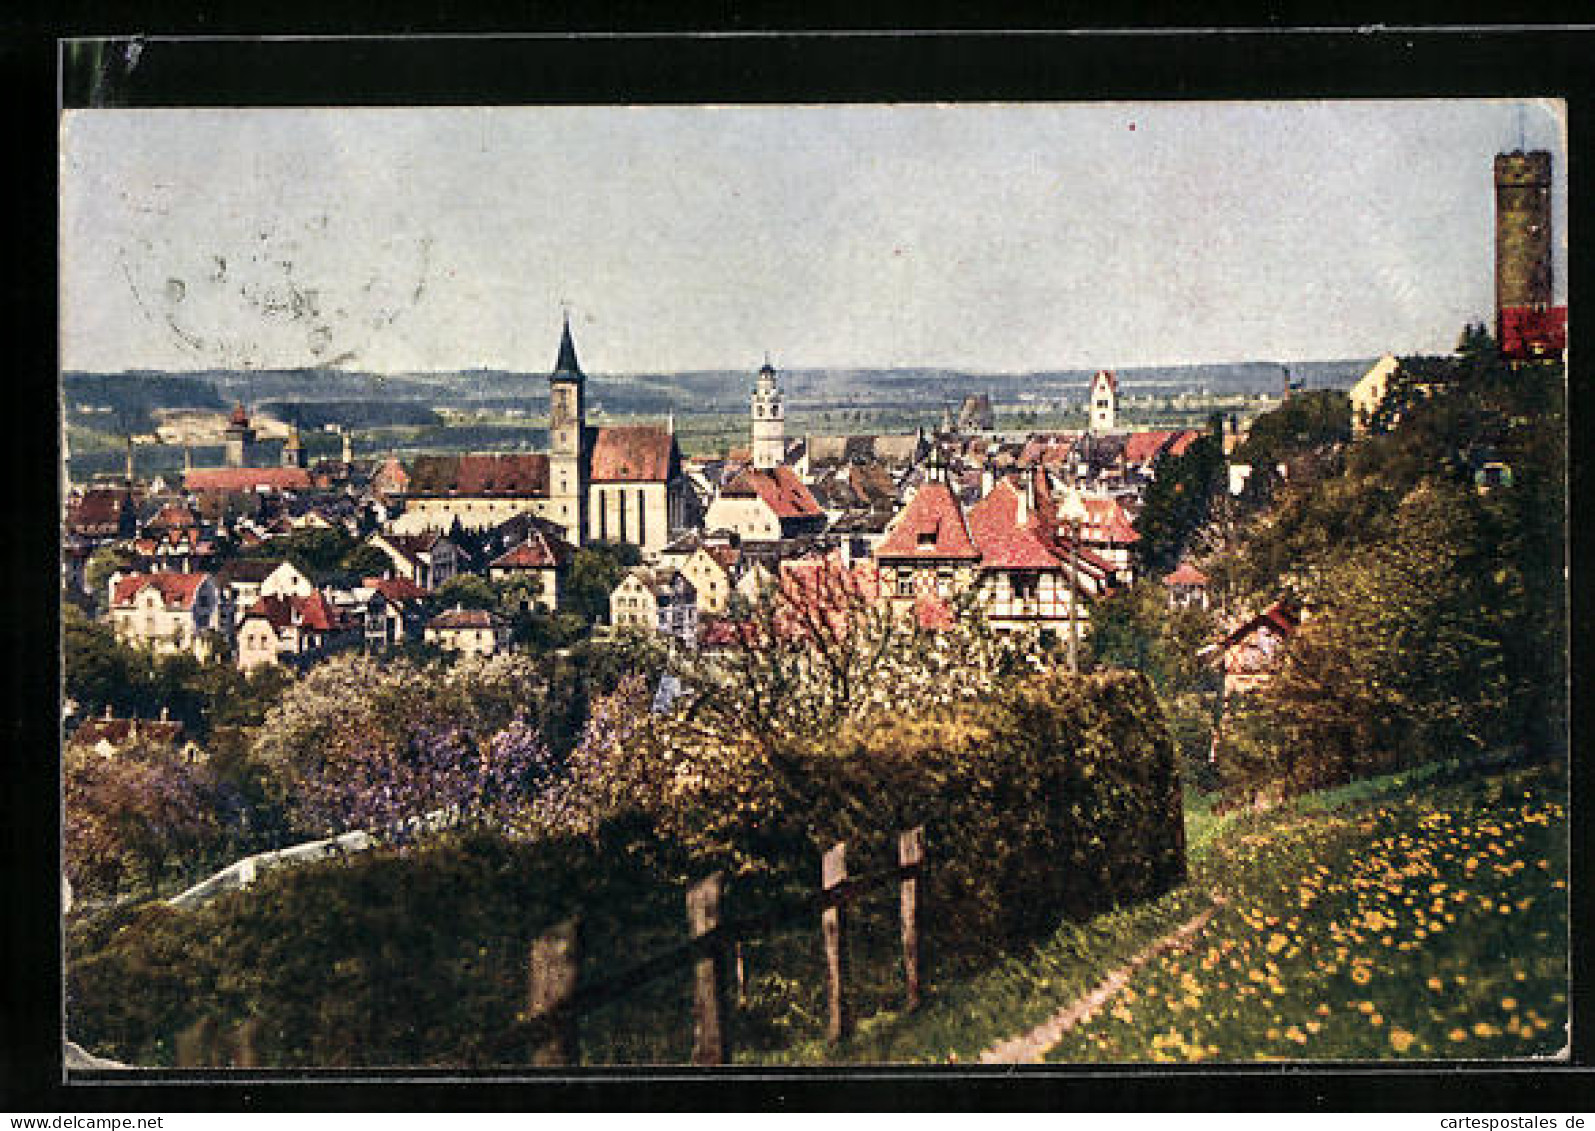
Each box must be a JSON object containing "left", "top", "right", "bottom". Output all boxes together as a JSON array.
[
  {"left": 424, "top": 607, "right": 510, "bottom": 657},
  {"left": 703, "top": 465, "right": 827, "bottom": 543},
  {"left": 1163, "top": 560, "right": 1211, "bottom": 608},
  {"left": 873, "top": 477, "right": 983, "bottom": 612},
  {"left": 487, "top": 530, "right": 575, "bottom": 613},
  {"left": 108, "top": 572, "right": 221, "bottom": 658},
  {"left": 236, "top": 591, "right": 358, "bottom": 672}
]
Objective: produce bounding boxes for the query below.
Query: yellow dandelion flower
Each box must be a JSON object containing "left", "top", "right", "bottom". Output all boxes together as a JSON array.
[
  {"left": 1369, "top": 1012, "right": 1384, "bottom": 1027},
  {"left": 1286, "top": 1026, "right": 1307, "bottom": 1044},
  {"left": 1473, "top": 1022, "right": 1498, "bottom": 1038},
  {"left": 1389, "top": 1028, "right": 1416, "bottom": 1053},
  {"left": 1266, "top": 933, "right": 1288, "bottom": 955},
  {"left": 1427, "top": 977, "right": 1444, "bottom": 991},
  {"left": 1352, "top": 966, "right": 1372, "bottom": 985},
  {"left": 1501, "top": 997, "right": 1518, "bottom": 1011},
  {"left": 1448, "top": 1028, "right": 1469, "bottom": 1043}
]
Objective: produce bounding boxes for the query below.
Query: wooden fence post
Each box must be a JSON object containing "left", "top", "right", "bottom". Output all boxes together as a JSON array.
[
  {"left": 899, "top": 826, "right": 925, "bottom": 1012},
  {"left": 687, "top": 871, "right": 729, "bottom": 1066},
  {"left": 822, "top": 841, "right": 851, "bottom": 1044},
  {"left": 174, "top": 1016, "right": 216, "bottom": 1068},
  {"left": 527, "top": 916, "right": 582, "bottom": 1067}
]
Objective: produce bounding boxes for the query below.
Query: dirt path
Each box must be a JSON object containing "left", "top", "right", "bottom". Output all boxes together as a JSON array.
[{"left": 978, "top": 898, "right": 1223, "bottom": 1064}]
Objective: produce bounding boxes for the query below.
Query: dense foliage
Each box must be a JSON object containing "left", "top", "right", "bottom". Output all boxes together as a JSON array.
[
  {"left": 1134, "top": 426, "right": 1227, "bottom": 575},
  {"left": 1210, "top": 345, "right": 1564, "bottom": 798}
]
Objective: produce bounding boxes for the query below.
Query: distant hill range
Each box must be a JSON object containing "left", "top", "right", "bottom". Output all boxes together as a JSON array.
[{"left": 64, "top": 358, "right": 1375, "bottom": 425}]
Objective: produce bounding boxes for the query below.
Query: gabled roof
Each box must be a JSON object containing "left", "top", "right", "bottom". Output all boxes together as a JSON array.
[
  {"left": 1092, "top": 369, "right": 1119, "bottom": 393},
  {"left": 428, "top": 607, "right": 502, "bottom": 631},
  {"left": 1164, "top": 561, "right": 1209, "bottom": 587},
  {"left": 1165, "top": 430, "right": 1202, "bottom": 457},
  {"left": 111, "top": 572, "right": 212, "bottom": 609},
  {"left": 1122, "top": 430, "right": 1178, "bottom": 465},
  {"left": 407, "top": 454, "right": 549, "bottom": 496},
  {"left": 145, "top": 502, "right": 200, "bottom": 530},
  {"left": 66, "top": 488, "right": 132, "bottom": 534},
  {"left": 590, "top": 425, "right": 675, "bottom": 482},
  {"left": 489, "top": 531, "right": 573, "bottom": 570},
  {"left": 875, "top": 481, "right": 981, "bottom": 561},
  {"left": 242, "top": 592, "right": 350, "bottom": 633},
  {"left": 966, "top": 480, "right": 1066, "bottom": 571},
  {"left": 1219, "top": 600, "right": 1301, "bottom": 649},
  {"left": 363, "top": 576, "right": 430, "bottom": 602},
  {"left": 184, "top": 467, "right": 312, "bottom": 493},
  {"left": 722, "top": 466, "right": 824, "bottom": 520},
  {"left": 1081, "top": 497, "right": 1141, "bottom": 544}
]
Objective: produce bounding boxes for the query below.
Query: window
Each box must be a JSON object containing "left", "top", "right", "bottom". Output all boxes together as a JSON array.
[
  {"left": 917, "top": 530, "right": 936, "bottom": 548},
  {"left": 1012, "top": 573, "right": 1038, "bottom": 600},
  {"left": 896, "top": 571, "right": 916, "bottom": 597}
]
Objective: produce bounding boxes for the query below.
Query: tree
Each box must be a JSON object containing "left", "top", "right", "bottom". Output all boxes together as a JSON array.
[
  {"left": 84, "top": 546, "right": 130, "bottom": 610},
  {"left": 564, "top": 542, "right": 642, "bottom": 624},
  {"left": 432, "top": 573, "right": 498, "bottom": 611},
  {"left": 252, "top": 653, "right": 559, "bottom": 840},
  {"left": 339, "top": 543, "right": 394, "bottom": 582},
  {"left": 1134, "top": 432, "right": 1226, "bottom": 576},
  {"left": 64, "top": 745, "right": 225, "bottom": 899}
]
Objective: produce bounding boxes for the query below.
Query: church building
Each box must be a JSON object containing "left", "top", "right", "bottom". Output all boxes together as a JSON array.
[{"left": 396, "top": 317, "right": 692, "bottom": 556}]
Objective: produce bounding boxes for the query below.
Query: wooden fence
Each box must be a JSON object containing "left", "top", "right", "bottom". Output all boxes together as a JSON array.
[
  {"left": 172, "top": 827, "right": 925, "bottom": 1068},
  {"left": 500, "top": 826, "right": 926, "bottom": 1067}
]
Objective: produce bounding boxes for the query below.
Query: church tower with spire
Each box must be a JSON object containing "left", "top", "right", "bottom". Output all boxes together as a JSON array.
[
  {"left": 548, "top": 314, "right": 589, "bottom": 544},
  {"left": 751, "top": 357, "right": 785, "bottom": 470}
]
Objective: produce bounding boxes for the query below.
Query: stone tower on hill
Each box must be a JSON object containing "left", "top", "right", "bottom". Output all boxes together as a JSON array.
[
  {"left": 1495, "top": 150, "right": 1553, "bottom": 317},
  {"left": 547, "top": 313, "right": 588, "bottom": 545},
  {"left": 751, "top": 358, "right": 785, "bottom": 470}
]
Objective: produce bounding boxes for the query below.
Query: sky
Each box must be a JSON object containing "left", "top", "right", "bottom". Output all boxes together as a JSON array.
[{"left": 59, "top": 100, "right": 1566, "bottom": 375}]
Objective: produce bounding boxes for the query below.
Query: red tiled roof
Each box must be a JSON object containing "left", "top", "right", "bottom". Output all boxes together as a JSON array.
[
  {"left": 1122, "top": 430, "right": 1177, "bottom": 464},
  {"left": 147, "top": 502, "right": 200, "bottom": 530},
  {"left": 295, "top": 591, "right": 341, "bottom": 632},
  {"left": 364, "top": 577, "right": 429, "bottom": 602},
  {"left": 875, "top": 482, "right": 981, "bottom": 561},
  {"left": 408, "top": 454, "right": 549, "bottom": 496},
  {"left": 490, "top": 531, "right": 572, "bottom": 570},
  {"left": 242, "top": 595, "right": 295, "bottom": 630},
  {"left": 723, "top": 465, "right": 824, "bottom": 519},
  {"left": 111, "top": 572, "right": 211, "bottom": 609},
  {"left": 428, "top": 608, "right": 500, "bottom": 630},
  {"left": 590, "top": 425, "right": 675, "bottom": 482},
  {"left": 966, "top": 480, "right": 1066, "bottom": 571},
  {"left": 1166, "top": 430, "right": 1202, "bottom": 457},
  {"left": 1093, "top": 369, "right": 1119, "bottom": 394},
  {"left": 242, "top": 592, "right": 349, "bottom": 632},
  {"left": 66, "top": 488, "right": 131, "bottom": 534},
  {"left": 1164, "top": 561, "right": 1209, "bottom": 587},
  {"left": 70, "top": 716, "right": 185, "bottom": 747},
  {"left": 1220, "top": 600, "right": 1301, "bottom": 649},
  {"left": 184, "top": 467, "right": 312, "bottom": 493},
  {"left": 1081, "top": 497, "right": 1141, "bottom": 544}
]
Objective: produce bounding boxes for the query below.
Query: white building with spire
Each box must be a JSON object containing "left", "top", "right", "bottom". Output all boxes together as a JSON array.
[{"left": 751, "top": 358, "right": 785, "bottom": 470}]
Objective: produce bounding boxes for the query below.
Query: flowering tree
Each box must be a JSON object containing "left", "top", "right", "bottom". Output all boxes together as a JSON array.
[
  {"left": 64, "top": 745, "right": 224, "bottom": 899},
  {"left": 252, "top": 652, "right": 557, "bottom": 841}
]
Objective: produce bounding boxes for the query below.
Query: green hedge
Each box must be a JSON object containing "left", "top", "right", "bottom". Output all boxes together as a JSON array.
[
  {"left": 67, "top": 670, "right": 1185, "bottom": 1067},
  {"left": 817, "top": 668, "right": 1185, "bottom": 951}
]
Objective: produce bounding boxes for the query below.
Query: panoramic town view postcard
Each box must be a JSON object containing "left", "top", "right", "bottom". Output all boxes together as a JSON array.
[{"left": 60, "top": 98, "right": 1568, "bottom": 1069}]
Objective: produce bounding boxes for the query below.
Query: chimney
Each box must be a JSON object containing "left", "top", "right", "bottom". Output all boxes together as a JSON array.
[
  {"left": 980, "top": 466, "right": 995, "bottom": 497},
  {"left": 341, "top": 428, "right": 354, "bottom": 465},
  {"left": 1015, "top": 479, "right": 1029, "bottom": 526},
  {"left": 160, "top": 706, "right": 169, "bottom": 722}
]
